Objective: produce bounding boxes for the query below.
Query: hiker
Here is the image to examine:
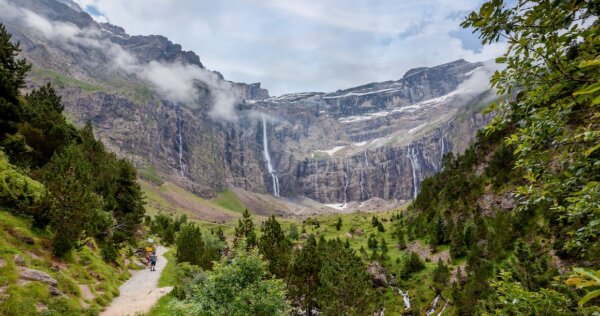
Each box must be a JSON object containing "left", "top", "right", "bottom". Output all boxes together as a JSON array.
[
  {"left": 146, "top": 252, "right": 151, "bottom": 268},
  {"left": 150, "top": 252, "right": 157, "bottom": 271}
]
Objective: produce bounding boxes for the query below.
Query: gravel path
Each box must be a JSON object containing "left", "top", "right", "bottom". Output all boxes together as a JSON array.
[{"left": 101, "top": 246, "right": 172, "bottom": 316}]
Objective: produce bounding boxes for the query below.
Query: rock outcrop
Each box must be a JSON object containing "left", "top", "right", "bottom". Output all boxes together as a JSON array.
[
  {"left": 367, "top": 261, "right": 388, "bottom": 288},
  {"left": 19, "top": 268, "right": 58, "bottom": 286}
]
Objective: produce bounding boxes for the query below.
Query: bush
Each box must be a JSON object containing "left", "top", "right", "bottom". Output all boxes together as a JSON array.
[
  {"left": 0, "top": 151, "right": 46, "bottom": 208},
  {"left": 100, "top": 242, "right": 118, "bottom": 262},
  {"left": 170, "top": 241, "right": 290, "bottom": 315},
  {"left": 175, "top": 224, "right": 204, "bottom": 267}
]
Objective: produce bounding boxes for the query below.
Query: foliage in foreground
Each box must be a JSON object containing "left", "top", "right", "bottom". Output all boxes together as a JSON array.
[
  {"left": 169, "top": 240, "right": 290, "bottom": 316},
  {"left": 406, "top": 0, "right": 600, "bottom": 313}
]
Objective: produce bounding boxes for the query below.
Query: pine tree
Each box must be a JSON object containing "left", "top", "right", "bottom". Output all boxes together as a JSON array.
[
  {"left": 433, "top": 217, "right": 447, "bottom": 245},
  {"left": 371, "top": 215, "right": 379, "bottom": 227},
  {"left": 289, "top": 235, "right": 321, "bottom": 315},
  {"left": 40, "top": 144, "right": 100, "bottom": 256},
  {"left": 216, "top": 227, "right": 226, "bottom": 242},
  {"left": 258, "top": 215, "right": 291, "bottom": 278},
  {"left": 367, "top": 234, "right": 378, "bottom": 250},
  {"left": 450, "top": 220, "right": 466, "bottom": 259},
  {"left": 234, "top": 208, "right": 257, "bottom": 248},
  {"left": 377, "top": 221, "right": 385, "bottom": 232},
  {"left": 175, "top": 223, "right": 204, "bottom": 266},
  {"left": 380, "top": 237, "right": 388, "bottom": 254},
  {"left": 288, "top": 223, "right": 299, "bottom": 240},
  {"left": 395, "top": 226, "right": 407, "bottom": 250},
  {"left": 401, "top": 252, "right": 425, "bottom": 278},
  {"left": 317, "top": 239, "right": 375, "bottom": 315},
  {"left": 335, "top": 217, "right": 342, "bottom": 231},
  {"left": 432, "top": 258, "right": 450, "bottom": 293},
  {"left": 110, "top": 159, "right": 145, "bottom": 242},
  {"left": 0, "top": 23, "right": 31, "bottom": 138},
  {"left": 17, "top": 84, "right": 77, "bottom": 166},
  {"left": 201, "top": 231, "right": 224, "bottom": 269}
]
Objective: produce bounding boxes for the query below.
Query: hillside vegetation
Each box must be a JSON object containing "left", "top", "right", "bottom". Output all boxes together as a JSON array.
[
  {"left": 0, "top": 23, "right": 147, "bottom": 315},
  {"left": 406, "top": 0, "right": 600, "bottom": 314},
  {"left": 143, "top": 1, "right": 600, "bottom": 315},
  {"left": 0, "top": 210, "right": 141, "bottom": 315}
]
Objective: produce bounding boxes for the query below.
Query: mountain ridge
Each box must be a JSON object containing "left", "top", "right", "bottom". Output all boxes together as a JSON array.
[{"left": 2, "top": 0, "right": 495, "bottom": 214}]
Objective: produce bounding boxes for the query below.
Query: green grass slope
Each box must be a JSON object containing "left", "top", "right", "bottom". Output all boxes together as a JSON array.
[{"left": 0, "top": 210, "right": 141, "bottom": 316}]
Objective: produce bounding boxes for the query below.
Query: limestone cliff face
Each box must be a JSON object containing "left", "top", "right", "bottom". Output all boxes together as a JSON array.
[
  {"left": 248, "top": 67, "right": 494, "bottom": 203},
  {"left": 6, "top": 0, "right": 495, "bottom": 206}
]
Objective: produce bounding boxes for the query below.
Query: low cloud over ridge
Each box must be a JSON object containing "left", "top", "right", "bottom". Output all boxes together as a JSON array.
[{"left": 0, "top": 0, "right": 240, "bottom": 121}]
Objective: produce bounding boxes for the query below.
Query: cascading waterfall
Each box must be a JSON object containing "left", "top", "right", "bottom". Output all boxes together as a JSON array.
[
  {"left": 360, "top": 151, "right": 369, "bottom": 200},
  {"left": 359, "top": 168, "right": 365, "bottom": 201},
  {"left": 398, "top": 289, "right": 411, "bottom": 310},
  {"left": 426, "top": 295, "right": 441, "bottom": 316},
  {"left": 343, "top": 159, "right": 349, "bottom": 205},
  {"left": 437, "top": 301, "right": 448, "bottom": 316},
  {"left": 407, "top": 144, "right": 422, "bottom": 199},
  {"left": 261, "top": 115, "right": 280, "bottom": 197},
  {"left": 174, "top": 101, "right": 186, "bottom": 177},
  {"left": 439, "top": 136, "right": 446, "bottom": 160}
]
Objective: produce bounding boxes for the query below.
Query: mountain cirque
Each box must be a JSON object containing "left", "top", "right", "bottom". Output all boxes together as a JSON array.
[{"left": 3, "top": 0, "right": 495, "bottom": 214}]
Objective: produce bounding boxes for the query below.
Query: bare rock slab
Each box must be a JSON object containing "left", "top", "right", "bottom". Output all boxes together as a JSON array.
[{"left": 19, "top": 268, "right": 58, "bottom": 286}]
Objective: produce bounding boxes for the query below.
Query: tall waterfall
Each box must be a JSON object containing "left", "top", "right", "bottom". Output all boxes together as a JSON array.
[
  {"left": 174, "top": 101, "right": 186, "bottom": 177},
  {"left": 343, "top": 159, "right": 349, "bottom": 205},
  {"left": 261, "top": 115, "right": 280, "bottom": 197},
  {"left": 360, "top": 151, "right": 369, "bottom": 200},
  {"left": 407, "top": 144, "right": 422, "bottom": 199},
  {"left": 439, "top": 136, "right": 446, "bottom": 160}
]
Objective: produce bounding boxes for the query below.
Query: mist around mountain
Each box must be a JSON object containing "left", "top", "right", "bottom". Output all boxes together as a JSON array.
[
  {"left": 0, "top": 0, "right": 599, "bottom": 315},
  {"left": 1, "top": 0, "right": 501, "bottom": 216}
]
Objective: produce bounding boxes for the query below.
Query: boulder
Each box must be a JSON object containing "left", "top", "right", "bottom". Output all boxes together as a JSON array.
[
  {"left": 48, "top": 286, "right": 63, "bottom": 296},
  {"left": 345, "top": 232, "right": 353, "bottom": 240},
  {"left": 0, "top": 258, "right": 7, "bottom": 268},
  {"left": 500, "top": 194, "right": 516, "bottom": 210},
  {"left": 19, "top": 268, "right": 57, "bottom": 286},
  {"left": 367, "top": 262, "right": 388, "bottom": 287},
  {"left": 14, "top": 254, "right": 26, "bottom": 266}
]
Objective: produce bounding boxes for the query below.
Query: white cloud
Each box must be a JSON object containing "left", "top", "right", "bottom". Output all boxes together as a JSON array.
[
  {"left": 0, "top": 0, "right": 241, "bottom": 121},
  {"left": 22, "top": 0, "right": 508, "bottom": 96}
]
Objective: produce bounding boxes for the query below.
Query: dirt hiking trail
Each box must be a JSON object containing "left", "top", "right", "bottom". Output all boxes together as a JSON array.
[{"left": 101, "top": 246, "right": 172, "bottom": 316}]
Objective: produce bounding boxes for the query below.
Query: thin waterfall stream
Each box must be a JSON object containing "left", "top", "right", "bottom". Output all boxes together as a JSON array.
[{"left": 261, "top": 115, "right": 280, "bottom": 197}]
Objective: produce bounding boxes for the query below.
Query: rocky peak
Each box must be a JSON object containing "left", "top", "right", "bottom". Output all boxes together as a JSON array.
[
  {"left": 403, "top": 67, "right": 428, "bottom": 78},
  {"left": 233, "top": 82, "right": 270, "bottom": 101},
  {"left": 54, "top": 0, "right": 83, "bottom": 12},
  {"left": 98, "top": 23, "right": 129, "bottom": 39},
  {"left": 122, "top": 34, "right": 204, "bottom": 67},
  {"left": 11, "top": 0, "right": 95, "bottom": 28}
]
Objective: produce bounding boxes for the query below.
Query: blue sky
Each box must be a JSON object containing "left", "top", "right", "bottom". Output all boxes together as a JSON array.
[{"left": 74, "top": 0, "right": 506, "bottom": 96}]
